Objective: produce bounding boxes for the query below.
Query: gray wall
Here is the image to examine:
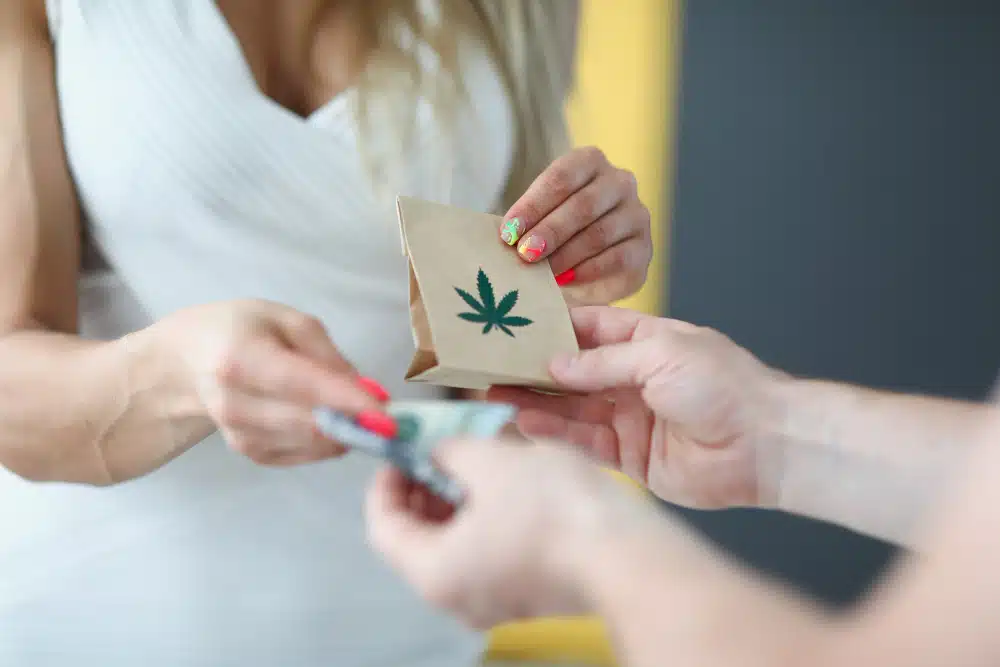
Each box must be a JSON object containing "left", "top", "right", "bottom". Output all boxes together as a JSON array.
[{"left": 668, "top": 0, "right": 1000, "bottom": 606}]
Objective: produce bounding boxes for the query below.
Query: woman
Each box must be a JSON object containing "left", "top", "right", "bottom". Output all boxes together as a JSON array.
[
  {"left": 0, "top": 1, "right": 652, "bottom": 665},
  {"left": 368, "top": 306, "right": 1000, "bottom": 667}
]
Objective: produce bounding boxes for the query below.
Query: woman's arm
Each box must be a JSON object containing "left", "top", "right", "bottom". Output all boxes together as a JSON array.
[
  {"left": 764, "top": 377, "right": 991, "bottom": 547},
  {"left": 0, "top": 0, "right": 213, "bottom": 484},
  {"left": 578, "top": 407, "right": 1000, "bottom": 667}
]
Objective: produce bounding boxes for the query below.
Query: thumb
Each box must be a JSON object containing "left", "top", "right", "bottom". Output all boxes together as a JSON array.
[{"left": 549, "top": 338, "right": 660, "bottom": 392}]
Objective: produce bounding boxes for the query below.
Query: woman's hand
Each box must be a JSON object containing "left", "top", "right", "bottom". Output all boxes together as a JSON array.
[
  {"left": 159, "top": 299, "right": 395, "bottom": 467},
  {"left": 365, "top": 438, "right": 641, "bottom": 629},
  {"left": 490, "top": 306, "right": 788, "bottom": 510},
  {"left": 500, "top": 146, "right": 653, "bottom": 305}
]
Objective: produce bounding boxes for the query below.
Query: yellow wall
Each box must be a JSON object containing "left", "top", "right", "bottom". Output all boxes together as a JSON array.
[
  {"left": 568, "top": 0, "right": 681, "bottom": 316},
  {"left": 485, "top": 1, "right": 682, "bottom": 664}
]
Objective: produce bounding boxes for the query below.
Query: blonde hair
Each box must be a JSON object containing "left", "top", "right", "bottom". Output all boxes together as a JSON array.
[{"left": 348, "top": 1, "right": 578, "bottom": 210}]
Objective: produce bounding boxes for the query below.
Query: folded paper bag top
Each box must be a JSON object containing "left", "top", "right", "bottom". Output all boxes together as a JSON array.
[{"left": 397, "top": 195, "right": 580, "bottom": 391}]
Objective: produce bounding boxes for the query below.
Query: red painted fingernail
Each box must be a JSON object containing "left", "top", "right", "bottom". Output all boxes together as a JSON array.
[
  {"left": 356, "top": 411, "right": 398, "bottom": 439},
  {"left": 555, "top": 269, "right": 576, "bottom": 286},
  {"left": 357, "top": 376, "right": 390, "bottom": 402}
]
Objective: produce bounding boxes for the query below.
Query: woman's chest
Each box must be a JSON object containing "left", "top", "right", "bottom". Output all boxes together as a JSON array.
[
  {"left": 212, "top": 0, "right": 365, "bottom": 120},
  {"left": 50, "top": 0, "right": 514, "bottom": 262}
]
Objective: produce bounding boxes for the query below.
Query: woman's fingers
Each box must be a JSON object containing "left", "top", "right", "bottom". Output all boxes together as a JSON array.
[
  {"left": 565, "top": 235, "right": 652, "bottom": 299},
  {"left": 500, "top": 146, "right": 607, "bottom": 248},
  {"left": 275, "top": 311, "right": 353, "bottom": 372},
  {"left": 546, "top": 204, "right": 641, "bottom": 276},
  {"left": 216, "top": 337, "right": 378, "bottom": 414},
  {"left": 512, "top": 175, "right": 624, "bottom": 264},
  {"left": 499, "top": 146, "right": 650, "bottom": 302},
  {"left": 215, "top": 391, "right": 349, "bottom": 463},
  {"left": 233, "top": 441, "right": 348, "bottom": 467},
  {"left": 211, "top": 325, "right": 397, "bottom": 464},
  {"left": 213, "top": 389, "right": 316, "bottom": 435}
]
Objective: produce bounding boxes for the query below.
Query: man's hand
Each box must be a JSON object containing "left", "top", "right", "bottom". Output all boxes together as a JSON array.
[
  {"left": 365, "top": 438, "right": 642, "bottom": 629},
  {"left": 490, "top": 306, "right": 788, "bottom": 509}
]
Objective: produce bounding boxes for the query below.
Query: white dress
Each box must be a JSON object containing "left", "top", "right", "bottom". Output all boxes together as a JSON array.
[{"left": 0, "top": 1, "right": 515, "bottom": 665}]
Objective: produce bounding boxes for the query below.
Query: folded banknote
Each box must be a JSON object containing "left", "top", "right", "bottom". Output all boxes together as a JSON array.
[{"left": 313, "top": 400, "right": 516, "bottom": 504}]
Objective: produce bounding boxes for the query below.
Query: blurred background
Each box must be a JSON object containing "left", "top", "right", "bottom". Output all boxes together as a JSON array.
[{"left": 492, "top": 0, "right": 1000, "bottom": 662}]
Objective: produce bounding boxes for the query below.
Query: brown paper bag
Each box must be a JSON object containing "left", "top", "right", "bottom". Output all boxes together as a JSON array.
[{"left": 397, "top": 196, "right": 580, "bottom": 391}]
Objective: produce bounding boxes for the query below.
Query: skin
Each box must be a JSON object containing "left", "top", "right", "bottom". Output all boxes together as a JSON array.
[
  {"left": 503, "top": 146, "right": 653, "bottom": 305},
  {"left": 0, "top": 0, "right": 650, "bottom": 485},
  {"left": 366, "top": 305, "right": 1000, "bottom": 667},
  {"left": 495, "top": 307, "right": 988, "bottom": 547}
]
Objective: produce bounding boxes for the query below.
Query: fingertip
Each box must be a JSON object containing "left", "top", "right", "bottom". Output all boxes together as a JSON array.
[
  {"left": 356, "top": 410, "right": 399, "bottom": 439},
  {"left": 499, "top": 216, "right": 525, "bottom": 247},
  {"left": 516, "top": 233, "right": 548, "bottom": 263},
  {"left": 356, "top": 376, "right": 391, "bottom": 403},
  {"left": 555, "top": 268, "right": 576, "bottom": 286}
]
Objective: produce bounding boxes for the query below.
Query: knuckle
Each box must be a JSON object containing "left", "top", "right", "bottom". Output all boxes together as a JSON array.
[
  {"left": 288, "top": 313, "right": 326, "bottom": 337},
  {"left": 214, "top": 347, "right": 246, "bottom": 387},
  {"left": 636, "top": 232, "right": 654, "bottom": 266},
  {"left": 582, "top": 219, "right": 615, "bottom": 257},
  {"left": 578, "top": 145, "right": 606, "bottom": 166},
  {"left": 627, "top": 268, "right": 648, "bottom": 296},
  {"left": 215, "top": 395, "right": 247, "bottom": 428},
  {"left": 626, "top": 245, "right": 652, "bottom": 292},
  {"left": 602, "top": 245, "right": 628, "bottom": 275},
  {"left": 543, "top": 165, "right": 575, "bottom": 202},
  {"left": 616, "top": 168, "right": 638, "bottom": 195},
  {"left": 225, "top": 430, "right": 256, "bottom": 457},
  {"left": 636, "top": 203, "right": 652, "bottom": 234}
]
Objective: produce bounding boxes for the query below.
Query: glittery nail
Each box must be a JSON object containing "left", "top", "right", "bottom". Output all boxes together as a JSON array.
[
  {"left": 500, "top": 218, "right": 523, "bottom": 246},
  {"left": 517, "top": 235, "right": 546, "bottom": 262}
]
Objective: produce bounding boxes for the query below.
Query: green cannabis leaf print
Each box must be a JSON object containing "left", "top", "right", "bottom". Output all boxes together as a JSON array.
[{"left": 455, "top": 268, "right": 534, "bottom": 337}]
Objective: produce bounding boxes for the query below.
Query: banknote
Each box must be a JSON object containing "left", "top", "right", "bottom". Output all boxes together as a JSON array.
[
  {"left": 313, "top": 401, "right": 516, "bottom": 504},
  {"left": 385, "top": 400, "right": 517, "bottom": 460}
]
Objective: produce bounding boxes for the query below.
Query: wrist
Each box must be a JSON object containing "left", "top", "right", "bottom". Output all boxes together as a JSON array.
[
  {"left": 757, "top": 375, "right": 860, "bottom": 518},
  {"left": 123, "top": 325, "right": 208, "bottom": 423},
  {"left": 747, "top": 370, "right": 802, "bottom": 509},
  {"left": 102, "top": 326, "right": 215, "bottom": 478},
  {"left": 548, "top": 470, "right": 665, "bottom": 612}
]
